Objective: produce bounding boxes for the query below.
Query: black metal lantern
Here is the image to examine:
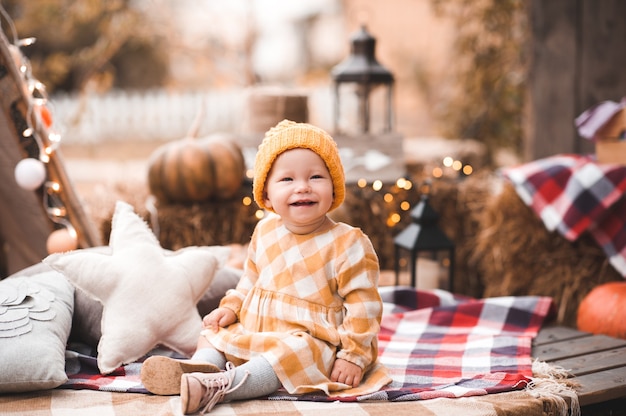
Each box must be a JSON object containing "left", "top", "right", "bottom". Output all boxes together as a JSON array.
[
  {"left": 393, "top": 192, "right": 455, "bottom": 291},
  {"left": 331, "top": 25, "right": 394, "bottom": 134}
]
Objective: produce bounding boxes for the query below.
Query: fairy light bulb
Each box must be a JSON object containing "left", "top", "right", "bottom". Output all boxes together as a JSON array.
[
  {"left": 16, "top": 37, "right": 36, "bottom": 47},
  {"left": 46, "top": 227, "right": 78, "bottom": 254},
  {"left": 49, "top": 181, "right": 61, "bottom": 192},
  {"left": 49, "top": 131, "right": 61, "bottom": 143},
  {"left": 49, "top": 207, "right": 66, "bottom": 217},
  {"left": 388, "top": 213, "right": 401, "bottom": 227},
  {"left": 14, "top": 158, "right": 46, "bottom": 190}
]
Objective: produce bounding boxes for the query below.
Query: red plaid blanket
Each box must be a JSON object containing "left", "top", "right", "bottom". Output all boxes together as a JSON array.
[
  {"left": 503, "top": 154, "right": 626, "bottom": 277},
  {"left": 61, "top": 287, "right": 553, "bottom": 402}
]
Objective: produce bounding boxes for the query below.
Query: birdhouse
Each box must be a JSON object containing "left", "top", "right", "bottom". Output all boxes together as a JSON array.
[
  {"left": 576, "top": 98, "right": 626, "bottom": 164},
  {"left": 595, "top": 108, "right": 626, "bottom": 164}
]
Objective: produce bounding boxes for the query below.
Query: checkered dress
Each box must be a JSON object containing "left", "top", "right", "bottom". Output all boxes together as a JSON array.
[{"left": 203, "top": 214, "right": 391, "bottom": 395}]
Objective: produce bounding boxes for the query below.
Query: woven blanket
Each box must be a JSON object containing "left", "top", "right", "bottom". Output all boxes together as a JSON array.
[
  {"left": 503, "top": 154, "right": 626, "bottom": 277},
  {"left": 60, "top": 287, "right": 554, "bottom": 404},
  {"left": 0, "top": 389, "right": 569, "bottom": 416}
]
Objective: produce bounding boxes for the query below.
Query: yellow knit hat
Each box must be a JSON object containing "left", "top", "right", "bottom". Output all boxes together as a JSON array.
[{"left": 253, "top": 119, "right": 345, "bottom": 212}]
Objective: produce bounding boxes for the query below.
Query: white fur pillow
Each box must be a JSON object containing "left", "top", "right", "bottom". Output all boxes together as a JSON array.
[{"left": 44, "top": 201, "right": 229, "bottom": 374}]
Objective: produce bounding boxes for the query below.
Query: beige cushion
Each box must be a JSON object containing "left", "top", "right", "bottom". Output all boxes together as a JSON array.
[{"left": 44, "top": 201, "right": 229, "bottom": 374}]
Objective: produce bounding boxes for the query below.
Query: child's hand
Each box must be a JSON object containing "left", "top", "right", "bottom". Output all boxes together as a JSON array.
[
  {"left": 202, "top": 307, "right": 236, "bottom": 332},
  {"left": 330, "top": 358, "right": 363, "bottom": 387}
]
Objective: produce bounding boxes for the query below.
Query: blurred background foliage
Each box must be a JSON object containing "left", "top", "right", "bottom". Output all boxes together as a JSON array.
[
  {"left": 1, "top": 0, "right": 168, "bottom": 92},
  {"left": 2, "top": 0, "right": 528, "bottom": 159},
  {"left": 432, "top": 0, "right": 528, "bottom": 159}
]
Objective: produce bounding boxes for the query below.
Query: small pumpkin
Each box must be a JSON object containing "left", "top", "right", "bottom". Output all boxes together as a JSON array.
[
  {"left": 147, "top": 133, "right": 246, "bottom": 204},
  {"left": 577, "top": 281, "right": 626, "bottom": 339}
]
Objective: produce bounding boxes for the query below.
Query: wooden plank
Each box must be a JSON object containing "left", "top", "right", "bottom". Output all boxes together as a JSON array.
[
  {"left": 533, "top": 325, "right": 590, "bottom": 346},
  {"left": 574, "top": 366, "right": 626, "bottom": 407},
  {"left": 578, "top": 0, "right": 626, "bottom": 125},
  {"left": 550, "top": 347, "right": 626, "bottom": 376},
  {"left": 526, "top": 0, "right": 626, "bottom": 161},
  {"left": 525, "top": 0, "right": 578, "bottom": 160},
  {"left": 532, "top": 327, "right": 626, "bottom": 409},
  {"left": 532, "top": 334, "right": 626, "bottom": 362}
]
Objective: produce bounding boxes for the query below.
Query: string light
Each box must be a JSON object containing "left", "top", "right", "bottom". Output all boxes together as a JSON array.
[
  {"left": 2, "top": 9, "right": 79, "bottom": 253},
  {"left": 435, "top": 156, "right": 474, "bottom": 180},
  {"left": 16, "top": 37, "right": 36, "bottom": 47}
]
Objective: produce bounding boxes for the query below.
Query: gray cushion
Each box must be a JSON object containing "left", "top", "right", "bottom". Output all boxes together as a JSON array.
[{"left": 0, "top": 270, "right": 74, "bottom": 392}]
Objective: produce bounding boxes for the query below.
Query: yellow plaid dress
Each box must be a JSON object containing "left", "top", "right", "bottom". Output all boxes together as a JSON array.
[{"left": 202, "top": 214, "right": 391, "bottom": 396}]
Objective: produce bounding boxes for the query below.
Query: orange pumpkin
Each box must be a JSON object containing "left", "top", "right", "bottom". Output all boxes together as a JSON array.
[
  {"left": 147, "top": 134, "right": 246, "bottom": 204},
  {"left": 577, "top": 281, "right": 626, "bottom": 339}
]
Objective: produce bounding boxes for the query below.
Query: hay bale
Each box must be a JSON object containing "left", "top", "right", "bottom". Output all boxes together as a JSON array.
[
  {"left": 81, "top": 169, "right": 622, "bottom": 327},
  {"left": 428, "top": 172, "right": 497, "bottom": 298},
  {"left": 153, "top": 184, "right": 258, "bottom": 250},
  {"left": 331, "top": 182, "right": 419, "bottom": 271},
  {"left": 474, "top": 182, "right": 622, "bottom": 327},
  {"left": 79, "top": 180, "right": 150, "bottom": 243}
]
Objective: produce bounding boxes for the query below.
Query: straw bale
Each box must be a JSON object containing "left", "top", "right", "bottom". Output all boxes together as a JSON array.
[
  {"left": 428, "top": 171, "right": 497, "bottom": 297},
  {"left": 474, "top": 182, "right": 622, "bottom": 327},
  {"left": 155, "top": 190, "right": 258, "bottom": 250},
  {"left": 82, "top": 174, "right": 493, "bottom": 296},
  {"left": 330, "top": 182, "right": 419, "bottom": 271},
  {"left": 80, "top": 171, "right": 623, "bottom": 326}
]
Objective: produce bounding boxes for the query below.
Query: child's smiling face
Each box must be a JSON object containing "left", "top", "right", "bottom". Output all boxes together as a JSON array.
[{"left": 263, "top": 148, "right": 334, "bottom": 234}]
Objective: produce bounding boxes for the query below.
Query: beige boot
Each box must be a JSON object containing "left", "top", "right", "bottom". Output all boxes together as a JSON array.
[
  {"left": 141, "top": 356, "right": 220, "bottom": 395},
  {"left": 181, "top": 362, "right": 248, "bottom": 414}
]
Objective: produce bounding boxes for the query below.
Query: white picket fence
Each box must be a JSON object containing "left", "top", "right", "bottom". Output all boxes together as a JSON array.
[
  {"left": 49, "top": 87, "right": 338, "bottom": 145},
  {"left": 49, "top": 88, "right": 245, "bottom": 144}
]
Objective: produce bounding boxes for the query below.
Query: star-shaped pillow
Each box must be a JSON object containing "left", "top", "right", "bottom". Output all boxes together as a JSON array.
[{"left": 44, "top": 201, "right": 228, "bottom": 374}]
